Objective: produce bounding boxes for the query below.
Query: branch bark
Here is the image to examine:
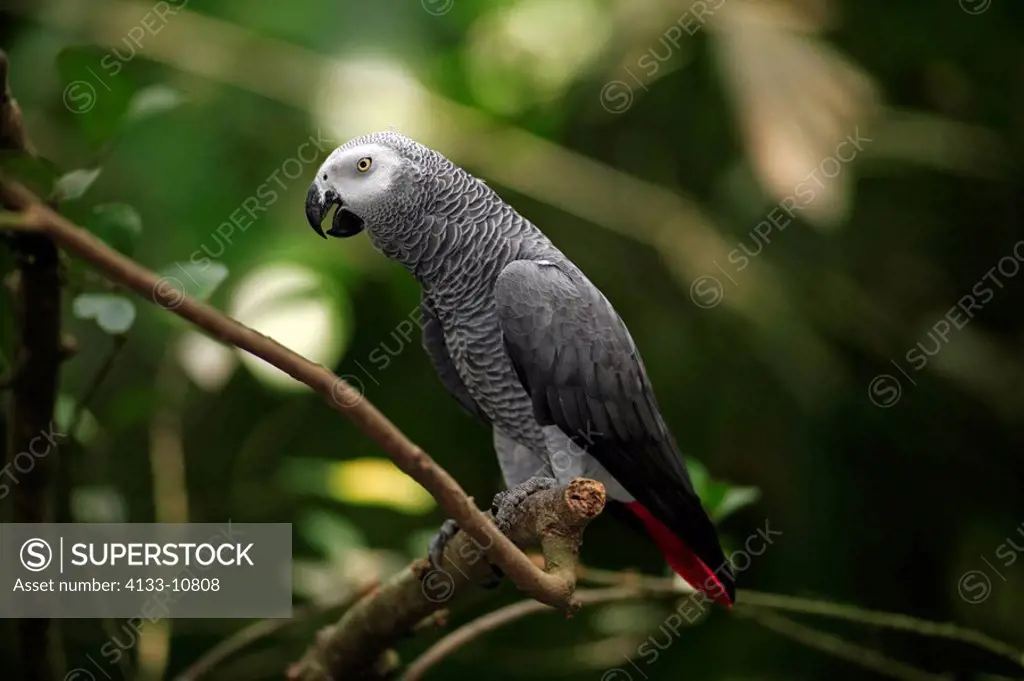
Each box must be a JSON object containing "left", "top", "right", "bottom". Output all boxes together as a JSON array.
[{"left": 1, "top": 49, "right": 64, "bottom": 681}]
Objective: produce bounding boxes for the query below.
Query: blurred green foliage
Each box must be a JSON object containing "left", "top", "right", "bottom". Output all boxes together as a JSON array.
[{"left": 2, "top": 0, "right": 1023, "bottom": 680}]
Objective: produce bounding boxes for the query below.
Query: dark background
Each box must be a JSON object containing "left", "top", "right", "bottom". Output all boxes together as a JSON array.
[{"left": 2, "top": 0, "right": 1023, "bottom": 679}]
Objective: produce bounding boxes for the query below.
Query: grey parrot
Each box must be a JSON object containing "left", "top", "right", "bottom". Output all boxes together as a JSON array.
[{"left": 305, "top": 131, "right": 734, "bottom": 606}]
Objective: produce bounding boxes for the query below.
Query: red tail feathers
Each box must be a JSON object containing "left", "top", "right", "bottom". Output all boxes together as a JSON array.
[{"left": 627, "top": 502, "right": 733, "bottom": 608}]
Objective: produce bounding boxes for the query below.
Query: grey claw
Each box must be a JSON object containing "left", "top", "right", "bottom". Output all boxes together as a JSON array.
[
  {"left": 491, "top": 476, "right": 557, "bottom": 534},
  {"left": 428, "top": 518, "right": 460, "bottom": 570}
]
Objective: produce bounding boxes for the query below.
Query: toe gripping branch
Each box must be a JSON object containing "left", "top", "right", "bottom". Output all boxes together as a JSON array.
[{"left": 427, "top": 477, "right": 607, "bottom": 595}]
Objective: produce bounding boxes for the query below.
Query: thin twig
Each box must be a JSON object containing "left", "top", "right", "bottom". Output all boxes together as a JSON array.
[
  {"left": 174, "top": 583, "right": 379, "bottom": 681},
  {"left": 0, "top": 211, "right": 43, "bottom": 227},
  {"left": 736, "top": 607, "right": 949, "bottom": 681},
  {"left": 579, "top": 565, "right": 677, "bottom": 591},
  {"left": 738, "top": 590, "right": 1024, "bottom": 670},
  {"left": 402, "top": 578, "right": 960, "bottom": 681},
  {"left": 67, "top": 334, "right": 127, "bottom": 442},
  {"left": 400, "top": 587, "right": 641, "bottom": 681},
  {"left": 578, "top": 566, "right": 1024, "bottom": 673}
]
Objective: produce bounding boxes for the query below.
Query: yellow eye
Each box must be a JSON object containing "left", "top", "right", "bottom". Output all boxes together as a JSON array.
[{"left": 356, "top": 157, "right": 372, "bottom": 172}]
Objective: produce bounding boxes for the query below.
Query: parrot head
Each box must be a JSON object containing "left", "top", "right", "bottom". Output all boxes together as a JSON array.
[{"left": 305, "top": 131, "right": 438, "bottom": 247}]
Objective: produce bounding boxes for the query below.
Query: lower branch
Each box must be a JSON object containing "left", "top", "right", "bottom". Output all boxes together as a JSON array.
[
  {"left": 578, "top": 567, "right": 1024, "bottom": 677},
  {"left": 400, "top": 587, "right": 642, "bottom": 681},
  {"left": 174, "top": 582, "right": 380, "bottom": 681},
  {"left": 288, "top": 478, "right": 606, "bottom": 681},
  {"left": 737, "top": 590, "right": 1024, "bottom": 669},
  {"left": 735, "top": 607, "right": 946, "bottom": 681}
]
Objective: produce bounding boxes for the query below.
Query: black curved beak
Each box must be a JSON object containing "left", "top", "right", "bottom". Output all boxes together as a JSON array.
[
  {"left": 305, "top": 185, "right": 336, "bottom": 239},
  {"left": 305, "top": 185, "right": 365, "bottom": 239}
]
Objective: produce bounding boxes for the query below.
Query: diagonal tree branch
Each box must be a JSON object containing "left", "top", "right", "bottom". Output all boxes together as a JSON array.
[{"left": 0, "top": 176, "right": 588, "bottom": 612}]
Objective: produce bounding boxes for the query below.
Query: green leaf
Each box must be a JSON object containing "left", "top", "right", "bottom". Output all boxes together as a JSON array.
[
  {"left": 714, "top": 486, "right": 763, "bottom": 523},
  {"left": 124, "top": 85, "right": 185, "bottom": 124},
  {"left": 72, "top": 293, "right": 136, "bottom": 334},
  {"left": 155, "top": 262, "right": 229, "bottom": 302},
  {"left": 86, "top": 203, "right": 142, "bottom": 255},
  {"left": 687, "top": 458, "right": 761, "bottom": 523},
  {"left": 55, "top": 168, "right": 102, "bottom": 202},
  {"left": 701, "top": 479, "right": 730, "bottom": 520},
  {"left": 55, "top": 394, "right": 102, "bottom": 446}
]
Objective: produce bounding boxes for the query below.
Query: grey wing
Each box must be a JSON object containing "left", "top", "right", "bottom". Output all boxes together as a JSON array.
[
  {"left": 493, "top": 259, "right": 734, "bottom": 597},
  {"left": 420, "top": 296, "right": 489, "bottom": 423}
]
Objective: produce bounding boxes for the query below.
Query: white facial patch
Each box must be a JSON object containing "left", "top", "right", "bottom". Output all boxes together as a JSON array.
[{"left": 319, "top": 143, "right": 401, "bottom": 212}]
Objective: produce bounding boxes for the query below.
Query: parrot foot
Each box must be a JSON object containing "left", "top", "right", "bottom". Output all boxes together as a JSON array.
[
  {"left": 425, "top": 476, "right": 557, "bottom": 591},
  {"left": 480, "top": 477, "right": 556, "bottom": 587},
  {"left": 491, "top": 476, "right": 558, "bottom": 535},
  {"left": 427, "top": 518, "right": 503, "bottom": 589}
]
